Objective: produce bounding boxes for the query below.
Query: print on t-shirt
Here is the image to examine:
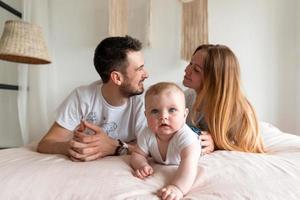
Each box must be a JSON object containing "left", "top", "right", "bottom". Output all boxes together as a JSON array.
[
  {"left": 85, "top": 112, "right": 97, "bottom": 124},
  {"left": 86, "top": 112, "right": 118, "bottom": 137},
  {"left": 101, "top": 122, "right": 118, "bottom": 137}
]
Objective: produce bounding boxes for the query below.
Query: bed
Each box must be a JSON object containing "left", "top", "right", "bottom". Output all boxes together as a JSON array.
[{"left": 1, "top": 122, "right": 300, "bottom": 200}]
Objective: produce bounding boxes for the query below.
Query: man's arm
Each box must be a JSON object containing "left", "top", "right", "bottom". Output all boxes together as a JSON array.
[
  {"left": 37, "top": 121, "right": 120, "bottom": 161},
  {"left": 37, "top": 122, "right": 72, "bottom": 156}
]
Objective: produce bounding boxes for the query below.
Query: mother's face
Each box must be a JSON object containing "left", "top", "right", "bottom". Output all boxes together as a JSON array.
[{"left": 183, "top": 50, "right": 205, "bottom": 91}]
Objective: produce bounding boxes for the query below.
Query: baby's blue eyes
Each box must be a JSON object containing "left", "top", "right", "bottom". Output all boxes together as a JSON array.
[
  {"left": 169, "top": 108, "right": 177, "bottom": 113},
  {"left": 149, "top": 108, "right": 177, "bottom": 115},
  {"left": 150, "top": 109, "right": 159, "bottom": 114}
]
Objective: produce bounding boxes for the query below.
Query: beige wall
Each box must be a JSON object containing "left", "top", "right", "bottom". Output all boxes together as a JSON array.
[{"left": 208, "top": 0, "right": 298, "bottom": 133}]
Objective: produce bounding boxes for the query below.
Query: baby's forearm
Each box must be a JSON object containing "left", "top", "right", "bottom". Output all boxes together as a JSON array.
[
  {"left": 130, "top": 152, "right": 149, "bottom": 170},
  {"left": 170, "top": 145, "right": 200, "bottom": 194},
  {"left": 171, "top": 162, "right": 198, "bottom": 194}
]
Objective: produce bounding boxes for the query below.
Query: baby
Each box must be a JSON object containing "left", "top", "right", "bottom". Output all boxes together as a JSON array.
[{"left": 130, "top": 82, "right": 201, "bottom": 200}]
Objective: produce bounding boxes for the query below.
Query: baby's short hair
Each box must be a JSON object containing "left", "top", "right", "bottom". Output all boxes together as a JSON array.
[{"left": 145, "top": 82, "right": 184, "bottom": 105}]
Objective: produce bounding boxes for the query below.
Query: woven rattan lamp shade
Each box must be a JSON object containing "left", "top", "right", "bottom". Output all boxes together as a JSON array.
[{"left": 0, "top": 20, "right": 51, "bottom": 64}]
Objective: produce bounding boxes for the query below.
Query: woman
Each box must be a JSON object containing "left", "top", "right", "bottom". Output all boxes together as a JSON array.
[{"left": 183, "top": 44, "right": 264, "bottom": 153}]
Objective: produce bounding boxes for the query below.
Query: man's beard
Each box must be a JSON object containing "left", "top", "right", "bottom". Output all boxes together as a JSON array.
[{"left": 120, "top": 81, "right": 144, "bottom": 97}]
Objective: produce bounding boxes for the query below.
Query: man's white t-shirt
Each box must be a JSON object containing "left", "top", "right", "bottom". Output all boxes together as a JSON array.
[
  {"left": 56, "top": 81, "right": 146, "bottom": 142},
  {"left": 137, "top": 124, "right": 200, "bottom": 165}
]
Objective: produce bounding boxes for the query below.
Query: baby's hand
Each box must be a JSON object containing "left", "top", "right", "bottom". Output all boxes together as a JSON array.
[
  {"left": 157, "top": 185, "right": 183, "bottom": 200},
  {"left": 133, "top": 165, "right": 153, "bottom": 179}
]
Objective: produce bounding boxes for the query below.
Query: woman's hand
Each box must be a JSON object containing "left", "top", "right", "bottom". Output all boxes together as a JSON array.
[{"left": 200, "top": 131, "right": 215, "bottom": 155}]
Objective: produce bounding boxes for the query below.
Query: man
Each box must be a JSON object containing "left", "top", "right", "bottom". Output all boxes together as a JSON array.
[{"left": 37, "top": 35, "right": 148, "bottom": 161}]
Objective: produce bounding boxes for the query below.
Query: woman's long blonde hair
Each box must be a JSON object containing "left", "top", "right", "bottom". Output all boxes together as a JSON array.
[{"left": 192, "top": 44, "right": 264, "bottom": 153}]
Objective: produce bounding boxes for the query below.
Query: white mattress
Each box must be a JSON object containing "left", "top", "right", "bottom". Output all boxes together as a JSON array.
[{"left": 0, "top": 122, "right": 300, "bottom": 200}]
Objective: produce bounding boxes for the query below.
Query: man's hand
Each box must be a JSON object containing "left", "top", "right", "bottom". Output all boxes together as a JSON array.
[
  {"left": 157, "top": 185, "right": 183, "bottom": 200},
  {"left": 69, "top": 121, "right": 118, "bottom": 161},
  {"left": 200, "top": 131, "right": 215, "bottom": 155},
  {"left": 133, "top": 164, "right": 153, "bottom": 179}
]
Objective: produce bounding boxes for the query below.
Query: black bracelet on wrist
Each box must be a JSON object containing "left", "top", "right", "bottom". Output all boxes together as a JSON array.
[{"left": 114, "top": 139, "right": 129, "bottom": 156}]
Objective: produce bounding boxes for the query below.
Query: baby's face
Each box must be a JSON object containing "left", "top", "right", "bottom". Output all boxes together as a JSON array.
[{"left": 145, "top": 89, "right": 187, "bottom": 139}]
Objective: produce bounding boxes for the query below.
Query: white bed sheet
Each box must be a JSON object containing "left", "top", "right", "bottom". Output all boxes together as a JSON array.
[{"left": 0, "top": 122, "right": 300, "bottom": 200}]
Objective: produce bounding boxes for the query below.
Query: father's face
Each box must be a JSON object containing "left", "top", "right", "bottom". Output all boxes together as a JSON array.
[{"left": 120, "top": 51, "right": 148, "bottom": 97}]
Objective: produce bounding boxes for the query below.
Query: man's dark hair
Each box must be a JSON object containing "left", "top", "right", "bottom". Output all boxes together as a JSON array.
[{"left": 93, "top": 35, "right": 142, "bottom": 83}]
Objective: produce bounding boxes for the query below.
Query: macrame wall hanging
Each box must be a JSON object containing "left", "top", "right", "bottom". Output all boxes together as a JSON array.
[
  {"left": 109, "top": 0, "right": 128, "bottom": 37},
  {"left": 108, "top": 0, "right": 207, "bottom": 58},
  {"left": 180, "top": 0, "right": 208, "bottom": 61},
  {"left": 108, "top": 0, "right": 151, "bottom": 46}
]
